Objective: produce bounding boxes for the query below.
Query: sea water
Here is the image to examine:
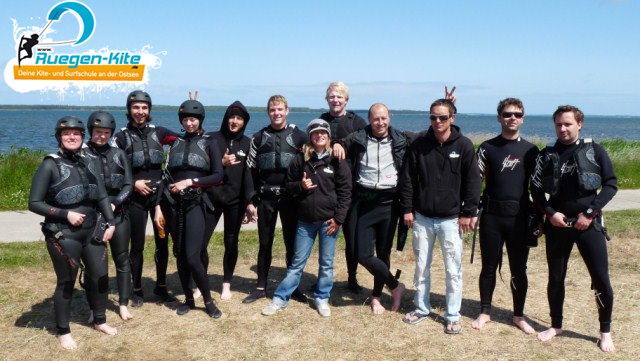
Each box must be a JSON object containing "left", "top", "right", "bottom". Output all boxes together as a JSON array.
[{"left": 0, "top": 109, "right": 638, "bottom": 153}]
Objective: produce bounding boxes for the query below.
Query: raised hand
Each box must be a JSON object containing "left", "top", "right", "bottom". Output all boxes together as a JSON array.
[
  {"left": 188, "top": 90, "right": 199, "bottom": 101},
  {"left": 301, "top": 172, "right": 317, "bottom": 190},
  {"left": 222, "top": 148, "right": 241, "bottom": 166},
  {"left": 445, "top": 85, "right": 457, "bottom": 104}
]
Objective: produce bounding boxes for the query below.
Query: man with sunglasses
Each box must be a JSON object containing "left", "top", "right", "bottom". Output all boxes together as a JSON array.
[
  {"left": 399, "top": 98, "right": 480, "bottom": 334},
  {"left": 471, "top": 98, "right": 539, "bottom": 334}
]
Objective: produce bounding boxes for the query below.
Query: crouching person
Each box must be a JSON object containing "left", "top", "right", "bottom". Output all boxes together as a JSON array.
[{"left": 262, "top": 119, "right": 352, "bottom": 317}]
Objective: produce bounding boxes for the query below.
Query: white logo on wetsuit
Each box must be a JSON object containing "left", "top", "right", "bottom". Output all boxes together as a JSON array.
[
  {"left": 560, "top": 161, "right": 577, "bottom": 175},
  {"left": 501, "top": 155, "right": 520, "bottom": 172}
]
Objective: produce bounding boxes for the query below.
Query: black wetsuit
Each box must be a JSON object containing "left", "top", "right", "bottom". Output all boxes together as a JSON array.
[
  {"left": 319, "top": 111, "right": 367, "bottom": 283},
  {"left": 531, "top": 139, "right": 617, "bottom": 333},
  {"left": 246, "top": 124, "right": 308, "bottom": 290},
  {"left": 159, "top": 132, "right": 223, "bottom": 304},
  {"left": 112, "top": 123, "right": 178, "bottom": 298},
  {"left": 476, "top": 136, "right": 538, "bottom": 317},
  {"left": 340, "top": 126, "right": 409, "bottom": 297},
  {"left": 206, "top": 101, "right": 254, "bottom": 283},
  {"left": 85, "top": 142, "right": 133, "bottom": 306},
  {"left": 29, "top": 150, "right": 115, "bottom": 335}
]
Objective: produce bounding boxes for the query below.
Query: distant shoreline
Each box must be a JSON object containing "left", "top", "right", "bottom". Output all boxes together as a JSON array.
[
  {"left": 0, "top": 105, "right": 446, "bottom": 115},
  {"left": 2, "top": 105, "right": 639, "bottom": 117}
]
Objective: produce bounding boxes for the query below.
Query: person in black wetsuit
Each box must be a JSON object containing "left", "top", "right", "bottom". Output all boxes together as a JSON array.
[
  {"left": 29, "top": 116, "right": 117, "bottom": 349},
  {"left": 112, "top": 90, "right": 179, "bottom": 307},
  {"left": 338, "top": 103, "right": 409, "bottom": 315},
  {"left": 471, "top": 98, "right": 539, "bottom": 334},
  {"left": 242, "top": 95, "right": 309, "bottom": 304},
  {"left": 84, "top": 111, "right": 134, "bottom": 321},
  {"left": 531, "top": 105, "right": 617, "bottom": 352},
  {"left": 154, "top": 99, "right": 224, "bottom": 318},
  {"left": 318, "top": 81, "right": 367, "bottom": 293},
  {"left": 206, "top": 101, "right": 254, "bottom": 300}
]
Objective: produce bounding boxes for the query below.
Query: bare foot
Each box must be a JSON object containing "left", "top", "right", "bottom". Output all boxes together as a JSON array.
[
  {"left": 391, "top": 283, "right": 405, "bottom": 312},
  {"left": 94, "top": 323, "right": 118, "bottom": 336},
  {"left": 537, "top": 327, "right": 562, "bottom": 342},
  {"left": 193, "top": 288, "right": 202, "bottom": 300},
  {"left": 119, "top": 305, "right": 133, "bottom": 321},
  {"left": 471, "top": 313, "right": 491, "bottom": 330},
  {"left": 513, "top": 316, "right": 535, "bottom": 334},
  {"left": 58, "top": 333, "right": 77, "bottom": 350},
  {"left": 599, "top": 332, "right": 615, "bottom": 352},
  {"left": 87, "top": 310, "right": 94, "bottom": 324},
  {"left": 220, "top": 282, "right": 232, "bottom": 301},
  {"left": 371, "top": 297, "right": 385, "bottom": 315}
]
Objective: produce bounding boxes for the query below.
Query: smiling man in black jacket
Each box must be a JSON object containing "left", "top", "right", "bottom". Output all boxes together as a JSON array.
[
  {"left": 399, "top": 98, "right": 481, "bottom": 334},
  {"left": 339, "top": 103, "right": 408, "bottom": 315}
]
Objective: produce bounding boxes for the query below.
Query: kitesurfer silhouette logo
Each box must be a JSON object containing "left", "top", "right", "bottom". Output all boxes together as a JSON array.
[{"left": 17, "top": 1, "right": 95, "bottom": 67}]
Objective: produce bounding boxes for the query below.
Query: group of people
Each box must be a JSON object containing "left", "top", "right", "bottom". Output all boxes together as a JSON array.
[{"left": 28, "top": 82, "right": 617, "bottom": 352}]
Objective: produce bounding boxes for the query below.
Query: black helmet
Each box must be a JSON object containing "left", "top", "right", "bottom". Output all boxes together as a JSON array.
[
  {"left": 55, "top": 116, "right": 85, "bottom": 143},
  {"left": 87, "top": 111, "right": 116, "bottom": 134},
  {"left": 126, "top": 90, "right": 152, "bottom": 121},
  {"left": 178, "top": 100, "right": 206, "bottom": 124}
]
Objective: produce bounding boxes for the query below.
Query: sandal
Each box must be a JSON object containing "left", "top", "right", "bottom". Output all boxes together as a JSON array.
[
  {"left": 403, "top": 311, "right": 428, "bottom": 325},
  {"left": 444, "top": 320, "right": 462, "bottom": 334}
]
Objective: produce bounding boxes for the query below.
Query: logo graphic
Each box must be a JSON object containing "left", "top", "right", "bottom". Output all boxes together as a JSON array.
[
  {"left": 501, "top": 155, "right": 521, "bottom": 172},
  {"left": 18, "top": 1, "right": 95, "bottom": 67},
  {"left": 560, "top": 161, "right": 577, "bottom": 175},
  {"left": 5, "top": 1, "right": 165, "bottom": 98}
]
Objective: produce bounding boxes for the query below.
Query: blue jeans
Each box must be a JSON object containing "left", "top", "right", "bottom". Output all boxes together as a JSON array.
[
  {"left": 411, "top": 213, "right": 463, "bottom": 322},
  {"left": 272, "top": 220, "right": 338, "bottom": 307}
]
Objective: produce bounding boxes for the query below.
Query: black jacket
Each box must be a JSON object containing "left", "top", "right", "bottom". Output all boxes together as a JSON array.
[
  {"left": 338, "top": 125, "right": 412, "bottom": 188},
  {"left": 206, "top": 101, "right": 254, "bottom": 206},
  {"left": 286, "top": 152, "right": 352, "bottom": 224},
  {"left": 399, "top": 125, "right": 481, "bottom": 218},
  {"left": 319, "top": 111, "right": 367, "bottom": 141}
]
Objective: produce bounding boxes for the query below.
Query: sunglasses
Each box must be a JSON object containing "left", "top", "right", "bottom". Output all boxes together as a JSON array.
[
  {"left": 429, "top": 114, "right": 450, "bottom": 122},
  {"left": 501, "top": 112, "right": 524, "bottom": 119}
]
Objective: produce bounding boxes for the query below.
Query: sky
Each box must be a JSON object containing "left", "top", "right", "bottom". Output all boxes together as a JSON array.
[{"left": 1, "top": 0, "right": 639, "bottom": 115}]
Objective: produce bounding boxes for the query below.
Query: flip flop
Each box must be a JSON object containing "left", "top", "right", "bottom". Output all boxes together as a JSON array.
[
  {"left": 444, "top": 320, "right": 462, "bottom": 334},
  {"left": 403, "top": 311, "right": 428, "bottom": 325}
]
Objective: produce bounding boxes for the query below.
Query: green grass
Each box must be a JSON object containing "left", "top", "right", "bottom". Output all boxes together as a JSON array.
[
  {"left": 599, "top": 139, "right": 640, "bottom": 188},
  {"left": 0, "top": 147, "right": 46, "bottom": 211},
  {"left": 0, "top": 211, "right": 634, "bottom": 270},
  {"left": 1, "top": 139, "right": 639, "bottom": 211}
]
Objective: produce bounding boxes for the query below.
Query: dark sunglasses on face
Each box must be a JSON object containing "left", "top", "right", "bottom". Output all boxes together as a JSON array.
[
  {"left": 429, "top": 114, "right": 450, "bottom": 122},
  {"left": 501, "top": 112, "right": 524, "bottom": 119}
]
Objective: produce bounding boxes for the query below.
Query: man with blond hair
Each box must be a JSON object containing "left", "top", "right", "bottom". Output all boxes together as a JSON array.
[
  {"left": 243, "top": 95, "right": 308, "bottom": 304},
  {"left": 319, "top": 82, "right": 367, "bottom": 292}
]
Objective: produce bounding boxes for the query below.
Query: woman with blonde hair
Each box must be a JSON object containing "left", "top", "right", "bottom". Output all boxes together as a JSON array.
[{"left": 261, "top": 119, "right": 352, "bottom": 317}]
